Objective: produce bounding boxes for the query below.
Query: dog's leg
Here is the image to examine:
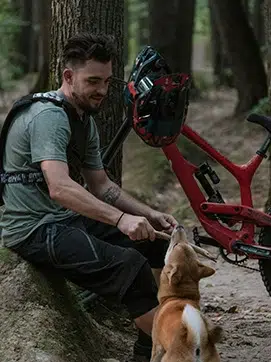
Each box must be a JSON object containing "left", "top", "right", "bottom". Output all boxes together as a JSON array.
[{"left": 151, "top": 344, "right": 165, "bottom": 362}]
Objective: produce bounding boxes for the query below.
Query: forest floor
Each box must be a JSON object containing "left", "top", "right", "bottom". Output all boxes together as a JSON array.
[{"left": 1, "top": 83, "right": 271, "bottom": 362}]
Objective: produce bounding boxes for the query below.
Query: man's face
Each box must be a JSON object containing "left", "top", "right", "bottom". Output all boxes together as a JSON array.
[{"left": 66, "top": 59, "right": 113, "bottom": 114}]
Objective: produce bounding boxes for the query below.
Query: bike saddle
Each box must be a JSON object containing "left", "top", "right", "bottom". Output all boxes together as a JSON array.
[{"left": 247, "top": 113, "right": 271, "bottom": 134}]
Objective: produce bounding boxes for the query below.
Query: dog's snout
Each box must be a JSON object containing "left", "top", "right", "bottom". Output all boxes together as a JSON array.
[{"left": 175, "top": 224, "right": 184, "bottom": 231}]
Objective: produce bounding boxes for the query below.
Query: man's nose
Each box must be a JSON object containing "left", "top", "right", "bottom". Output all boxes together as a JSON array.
[{"left": 98, "top": 84, "right": 109, "bottom": 96}]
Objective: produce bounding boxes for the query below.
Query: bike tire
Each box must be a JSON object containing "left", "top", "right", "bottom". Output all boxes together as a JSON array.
[{"left": 258, "top": 220, "right": 271, "bottom": 297}]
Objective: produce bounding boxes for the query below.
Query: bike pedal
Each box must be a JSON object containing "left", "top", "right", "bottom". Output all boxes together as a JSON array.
[{"left": 192, "top": 227, "right": 220, "bottom": 248}]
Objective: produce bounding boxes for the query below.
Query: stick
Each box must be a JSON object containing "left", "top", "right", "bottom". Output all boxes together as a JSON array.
[{"left": 154, "top": 230, "right": 217, "bottom": 262}]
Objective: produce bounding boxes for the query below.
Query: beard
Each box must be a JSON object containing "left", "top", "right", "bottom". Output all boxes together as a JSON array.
[{"left": 72, "top": 91, "right": 103, "bottom": 116}]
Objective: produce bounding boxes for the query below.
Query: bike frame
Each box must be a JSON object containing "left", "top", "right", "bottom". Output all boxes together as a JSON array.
[
  {"left": 162, "top": 124, "right": 271, "bottom": 254},
  {"left": 103, "top": 115, "right": 271, "bottom": 257}
]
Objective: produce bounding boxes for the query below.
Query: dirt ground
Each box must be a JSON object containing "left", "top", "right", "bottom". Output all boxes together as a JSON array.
[
  {"left": 88, "top": 251, "right": 271, "bottom": 362},
  {"left": 193, "top": 247, "right": 271, "bottom": 362}
]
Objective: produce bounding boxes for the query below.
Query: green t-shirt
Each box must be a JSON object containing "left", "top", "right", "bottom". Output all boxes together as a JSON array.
[{"left": 0, "top": 91, "right": 104, "bottom": 247}]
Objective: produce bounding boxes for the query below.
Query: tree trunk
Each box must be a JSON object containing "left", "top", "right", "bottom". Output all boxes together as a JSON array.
[
  {"left": 208, "top": 0, "right": 234, "bottom": 87},
  {"left": 29, "top": 0, "right": 40, "bottom": 73},
  {"left": 149, "top": 0, "right": 178, "bottom": 71},
  {"left": 149, "top": 0, "right": 195, "bottom": 74},
  {"left": 175, "top": 0, "right": 196, "bottom": 75},
  {"left": 50, "top": 0, "right": 124, "bottom": 185},
  {"left": 243, "top": 0, "right": 250, "bottom": 15},
  {"left": 210, "top": 0, "right": 267, "bottom": 114},
  {"left": 124, "top": 0, "right": 129, "bottom": 67},
  {"left": 18, "top": 0, "right": 33, "bottom": 74},
  {"left": 253, "top": 0, "right": 265, "bottom": 46},
  {"left": 31, "top": 0, "right": 51, "bottom": 92}
]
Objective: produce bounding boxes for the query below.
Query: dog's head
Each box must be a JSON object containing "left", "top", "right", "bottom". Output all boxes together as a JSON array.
[{"left": 160, "top": 225, "right": 215, "bottom": 298}]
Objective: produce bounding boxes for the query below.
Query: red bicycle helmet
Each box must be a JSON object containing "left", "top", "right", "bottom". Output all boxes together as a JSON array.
[{"left": 124, "top": 46, "right": 191, "bottom": 147}]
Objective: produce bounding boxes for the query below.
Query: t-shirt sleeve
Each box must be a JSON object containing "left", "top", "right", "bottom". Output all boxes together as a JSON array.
[
  {"left": 27, "top": 108, "right": 71, "bottom": 164},
  {"left": 83, "top": 117, "right": 104, "bottom": 170}
]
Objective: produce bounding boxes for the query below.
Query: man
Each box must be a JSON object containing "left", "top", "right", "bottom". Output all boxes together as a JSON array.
[{"left": 0, "top": 33, "right": 177, "bottom": 361}]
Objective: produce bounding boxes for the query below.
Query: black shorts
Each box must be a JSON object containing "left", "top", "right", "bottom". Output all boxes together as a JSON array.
[{"left": 10, "top": 215, "right": 169, "bottom": 318}]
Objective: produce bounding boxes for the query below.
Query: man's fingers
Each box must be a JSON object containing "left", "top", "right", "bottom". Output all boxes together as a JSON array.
[
  {"left": 146, "top": 224, "right": 156, "bottom": 241},
  {"left": 140, "top": 227, "right": 149, "bottom": 240}
]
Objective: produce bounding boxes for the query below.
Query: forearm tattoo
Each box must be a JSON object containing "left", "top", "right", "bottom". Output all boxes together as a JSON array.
[{"left": 102, "top": 186, "right": 121, "bottom": 205}]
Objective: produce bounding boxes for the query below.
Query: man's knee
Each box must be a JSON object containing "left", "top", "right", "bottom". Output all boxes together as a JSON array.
[{"left": 122, "top": 260, "right": 159, "bottom": 319}]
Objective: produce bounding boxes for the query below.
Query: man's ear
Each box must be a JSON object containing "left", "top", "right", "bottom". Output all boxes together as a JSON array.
[
  {"left": 166, "top": 265, "right": 182, "bottom": 285},
  {"left": 63, "top": 68, "right": 73, "bottom": 85},
  {"left": 197, "top": 261, "right": 215, "bottom": 279}
]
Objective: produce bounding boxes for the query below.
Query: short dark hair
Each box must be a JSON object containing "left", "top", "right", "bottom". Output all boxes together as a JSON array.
[{"left": 62, "top": 32, "right": 117, "bottom": 67}]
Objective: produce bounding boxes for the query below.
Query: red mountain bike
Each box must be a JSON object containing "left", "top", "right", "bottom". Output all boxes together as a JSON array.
[{"left": 102, "top": 46, "right": 271, "bottom": 299}]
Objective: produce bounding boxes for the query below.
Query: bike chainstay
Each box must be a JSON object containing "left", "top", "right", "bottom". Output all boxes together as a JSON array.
[{"left": 193, "top": 228, "right": 260, "bottom": 272}]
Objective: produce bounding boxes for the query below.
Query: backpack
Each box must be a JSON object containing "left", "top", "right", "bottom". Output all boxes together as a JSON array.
[{"left": 0, "top": 92, "right": 90, "bottom": 205}]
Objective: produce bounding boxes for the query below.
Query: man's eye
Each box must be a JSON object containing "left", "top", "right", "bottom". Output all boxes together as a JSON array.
[{"left": 88, "top": 80, "right": 99, "bottom": 85}]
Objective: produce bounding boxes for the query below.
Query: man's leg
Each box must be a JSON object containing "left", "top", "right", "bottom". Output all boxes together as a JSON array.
[
  {"left": 10, "top": 216, "right": 162, "bottom": 361},
  {"left": 82, "top": 218, "right": 169, "bottom": 360},
  {"left": 82, "top": 217, "right": 168, "bottom": 288}
]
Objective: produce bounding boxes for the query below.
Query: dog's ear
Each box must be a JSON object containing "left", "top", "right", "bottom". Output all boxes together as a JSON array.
[
  {"left": 197, "top": 261, "right": 215, "bottom": 279},
  {"left": 166, "top": 265, "right": 182, "bottom": 285}
]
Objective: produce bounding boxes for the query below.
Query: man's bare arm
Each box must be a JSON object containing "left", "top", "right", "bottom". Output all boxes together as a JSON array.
[
  {"left": 82, "top": 168, "right": 153, "bottom": 217},
  {"left": 42, "top": 161, "right": 156, "bottom": 240},
  {"left": 41, "top": 160, "right": 123, "bottom": 226}
]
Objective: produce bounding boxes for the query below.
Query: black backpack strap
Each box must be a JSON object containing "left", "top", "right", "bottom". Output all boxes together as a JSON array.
[
  {"left": 0, "top": 93, "right": 79, "bottom": 204},
  {"left": 0, "top": 93, "right": 67, "bottom": 173}
]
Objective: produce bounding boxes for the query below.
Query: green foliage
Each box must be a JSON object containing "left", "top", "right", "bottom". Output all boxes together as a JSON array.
[
  {"left": 251, "top": 97, "right": 271, "bottom": 116},
  {"left": 0, "top": 0, "right": 23, "bottom": 89}
]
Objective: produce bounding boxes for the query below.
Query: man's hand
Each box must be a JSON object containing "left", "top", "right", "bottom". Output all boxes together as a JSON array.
[
  {"left": 147, "top": 210, "right": 178, "bottom": 235},
  {"left": 117, "top": 214, "right": 156, "bottom": 241}
]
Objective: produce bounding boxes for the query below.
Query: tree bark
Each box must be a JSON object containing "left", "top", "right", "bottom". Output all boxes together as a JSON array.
[
  {"left": 50, "top": 0, "right": 124, "bottom": 185},
  {"left": 175, "top": 0, "right": 196, "bottom": 75},
  {"left": 253, "top": 0, "right": 265, "bottom": 46},
  {"left": 210, "top": 0, "right": 267, "bottom": 114},
  {"left": 18, "top": 0, "right": 33, "bottom": 74},
  {"left": 149, "top": 0, "right": 178, "bottom": 71},
  {"left": 149, "top": 0, "right": 195, "bottom": 74},
  {"left": 31, "top": 0, "right": 51, "bottom": 92},
  {"left": 208, "top": 0, "right": 233, "bottom": 87}
]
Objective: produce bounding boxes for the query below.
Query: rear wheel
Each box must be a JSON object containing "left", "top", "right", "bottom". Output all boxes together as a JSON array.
[{"left": 258, "top": 220, "right": 271, "bottom": 297}]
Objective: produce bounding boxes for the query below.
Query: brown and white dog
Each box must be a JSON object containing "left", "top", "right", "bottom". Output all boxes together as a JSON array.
[{"left": 151, "top": 225, "right": 222, "bottom": 362}]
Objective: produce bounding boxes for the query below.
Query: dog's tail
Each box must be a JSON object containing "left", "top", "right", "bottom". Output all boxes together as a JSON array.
[{"left": 182, "top": 304, "right": 207, "bottom": 361}]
